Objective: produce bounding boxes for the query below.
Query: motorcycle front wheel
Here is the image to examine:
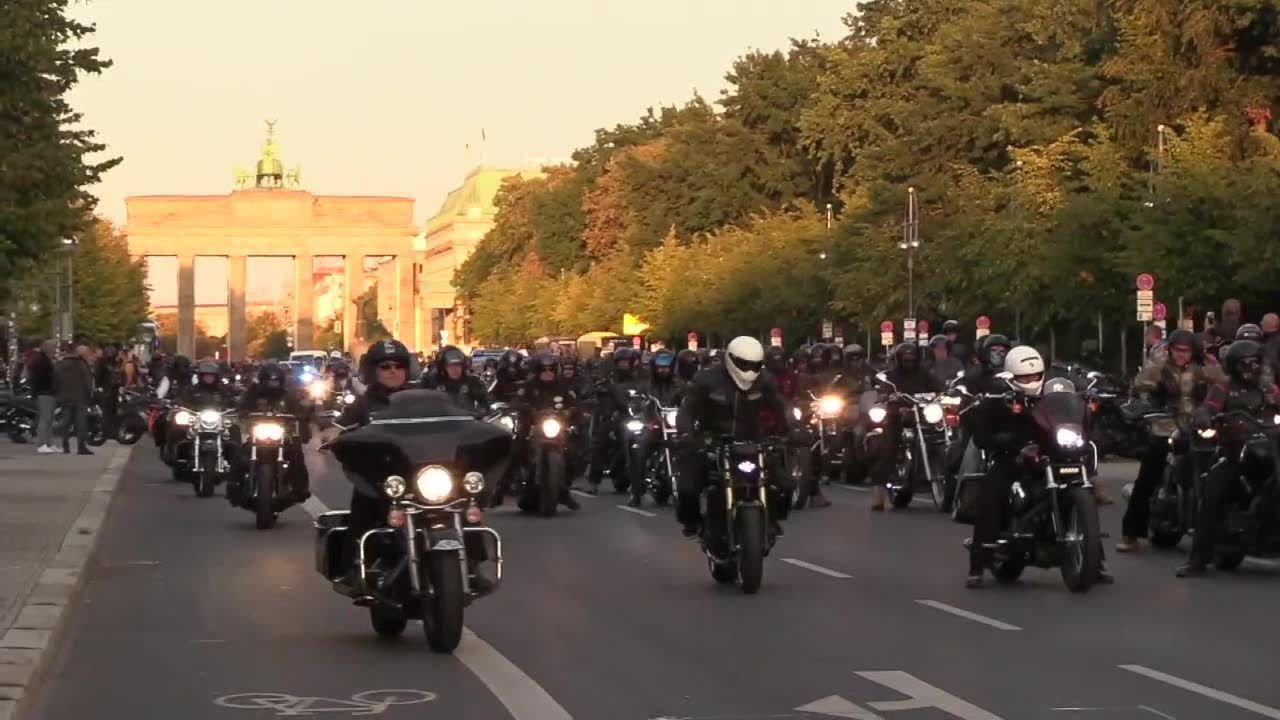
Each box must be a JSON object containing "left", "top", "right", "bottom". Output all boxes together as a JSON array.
[
  {"left": 736, "top": 505, "right": 766, "bottom": 595},
  {"left": 196, "top": 462, "right": 217, "bottom": 498},
  {"left": 254, "top": 463, "right": 277, "bottom": 530},
  {"left": 1059, "top": 487, "right": 1101, "bottom": 593},
  {"left": 423, "top": 554, "right": 464, "bottom": 653},
  {"left": 539, "top": 449, "right": 564, "bottom": 517}
]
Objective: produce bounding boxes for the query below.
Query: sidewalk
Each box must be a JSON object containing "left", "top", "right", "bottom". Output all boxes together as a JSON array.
[{"left": 0, "top": 440, "right": 133, "bottom": 719}]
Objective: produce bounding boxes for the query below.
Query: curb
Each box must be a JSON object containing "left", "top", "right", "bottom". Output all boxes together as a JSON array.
[{"left": 0, "top": 444, "right": 134, "bottom": 720}]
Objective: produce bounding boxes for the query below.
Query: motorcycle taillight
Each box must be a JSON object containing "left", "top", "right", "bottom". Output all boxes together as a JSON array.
[{"left": 945, "top": 412, "right": 959, "bottom": 428}]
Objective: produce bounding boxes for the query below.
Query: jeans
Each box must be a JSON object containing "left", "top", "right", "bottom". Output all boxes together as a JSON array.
[
  {"left": 1121, "top": 439, "right": 1169, "bottom": 539},
  {"left": 35, "top": 395, "right": 56, "bottom": 447},
  {"left": 57, "top": 403, "right": 88, "bottom": 450}
]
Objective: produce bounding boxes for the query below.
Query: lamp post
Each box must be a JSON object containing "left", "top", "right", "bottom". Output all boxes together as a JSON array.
[
  {"left": 818, "top": 202, "right": 832, "bottom": 260},
  {"left": 898, "top": 187, "right": 920, "bottom": 318},
  {"left": 52, "top": 237, "right": 77, "bottom": 345}
]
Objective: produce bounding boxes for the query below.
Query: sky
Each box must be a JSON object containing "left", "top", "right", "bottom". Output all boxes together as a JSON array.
[{"left": 68, "top": 0, "right": 852, "bottom": 305}]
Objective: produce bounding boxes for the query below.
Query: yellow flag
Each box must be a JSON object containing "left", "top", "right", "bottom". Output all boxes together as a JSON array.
[{"left": 623, "top": 313, "right": 649, "bottom": 335}]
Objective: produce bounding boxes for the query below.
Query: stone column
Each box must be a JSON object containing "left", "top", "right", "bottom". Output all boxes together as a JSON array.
[
  {"left": 227, "top": 254, "right": 248, "bottom": 361},
  {"left": 343, "top": 254, "right": 361, "bottom": 353},
  {"left": 294, "top": 254, "right": 314, "bottom": 351},
  {"left": 177, "top": 252, "right": 196, "bottom": 358},
  {"left": 396, "top": 256, "right": 416, "bottom": 348}
]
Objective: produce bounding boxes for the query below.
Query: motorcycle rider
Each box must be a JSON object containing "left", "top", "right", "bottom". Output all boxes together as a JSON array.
[
  {"left": 586, "top": 346, "right": 643, "bottom": 494},
  {"left": 624, "top": 350, "right": 685, "bottom": 507},
  {"left": 333, "top": 340, "right": 415, "bottom": 588},
  {"left": 675, "top": 349, "right": 700, "bottom": 382},
  {"left": 1118, "top": 330, "right": 1222, "bottom": 552},
  {"left": 490, "top": 350, "right": 526, "bottom": 403},
  {"left": 181, "top": 361, "right": 234, "bottom": 409},
  {"left": 867, "top": 343, "right": 945, "bottom": 510},
  {"left": 675, "top": 336, "right": 795, "bottom": 538},
  {"left": 236, "top": 363, "right": 312, "bottom": 503},
  {"left": 842, "top": 344, "right": 873, "bottom": 394},
  {"left": 155, "top": 355, "right": 194, "bottom": 456},
  {"left": 421, "top": 345, "right": 490, "bottom": 412},
  {"left": 928, "top": 335, "right": 965, "bottom": 385},
  {"left": 1177, "top": 340, "right": 1279, "bottom": 577},
  {"left": 765, "top": 346, "right": 798, "bottom": 399},
  {"left": 512, "top": 353, "right": 580, "bottom": 511}
]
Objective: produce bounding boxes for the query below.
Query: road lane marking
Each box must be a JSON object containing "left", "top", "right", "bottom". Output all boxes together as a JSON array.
[
  {"left": 796, "top": 694, "right": 882, "bottom": 719},
  {"left": 1120, "top": 665, "right": 1280, "bottom": 719},
  {"left": 616, "top": 504, "right": 657, "bottom": 517},
  {"left": 915, "top": 600, "right": 1021, "bottom": 631},
  {"left": 301, "top": 470, "right": 575, "bottom": 719},
  {"left": 830, "top": 484, "right": 870, "bottom": 492},
  {"left": 568, "top": 489, "right": 595, "bottom": 499},
  {"left": 857, "top": 671, "right": 1004, "bottom": 719},
  {"left": 457, "top": 628, "right": 573, "bottom": 720},
  {"left": 781, "top": 558, "right": 852, "bottom": 579}
]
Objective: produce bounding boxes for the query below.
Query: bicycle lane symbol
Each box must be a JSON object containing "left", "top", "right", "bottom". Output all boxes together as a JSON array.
[{"left": 214, "top": 689, "right": 437, "bottom": 716}]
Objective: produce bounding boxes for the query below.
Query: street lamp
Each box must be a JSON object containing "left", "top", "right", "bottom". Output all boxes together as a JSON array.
[
  {"left": 898, "top": 186, "right": 920, "bottom": 318},
  {"left": 53, "top": 237, "right": 77, "bottom": 345},
  {"left": 818, "top": 202, "right": 833, "bottom": 260},
  {"left": 1144, "top": 124, "right": 1168, "bottom": 208}
]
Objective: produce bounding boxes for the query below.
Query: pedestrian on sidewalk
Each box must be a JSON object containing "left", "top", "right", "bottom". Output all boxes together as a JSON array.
[
  {"left": 95, "top": 342, "right": 122, "bottom": 439},
  {"left": 30, "top": 339, "right": 58, "bottom": 453},
  {"left": 53, "top": 343, "right": 95, "bottom": 456}
]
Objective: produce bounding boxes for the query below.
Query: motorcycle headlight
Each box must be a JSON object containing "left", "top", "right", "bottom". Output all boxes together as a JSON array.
[
  {"left": 463, "top": 471, "right": 485, "bottom": 494},
  {"left": 415, "top": 465, "right": 453, "bottom": 503},
  {"left": 868, "top": 406, "right": 888, "bottom": 424},
  {"left": 382, "top": 475, "right": 407, "bottom": 498},
  {"left": 791, "top": 407, "right": 802, "bottom": 421},
  {"left": 498, "top": 415, "right": 515, "bottom": 431},
  {"left": 818, "top": 395, "right": 844, "bottom": 417},
  {"left": 625, "top": 419, "right": 645, "bottom": 433},
  {"left": 541, "top": 417, "right": 563, "bottom": 438},
  {"left": 664, "top": 409, "right": 679, "bottom": 427},
  {"left": 309, "top": 380, "right": 327, "bottom": 398},
  {"left": 1273, "top": 414, "right": 1280, "bottom": 426},
  {"left": 252, "top": 422, "right": 285, "bottom": 442},
  {"left": 1197, "top": 428, "right": 1217, "bottom": 440},
  {"left": 173, "top": 410, "right": 194, "bottom": 426},
  {"left": 198, "top": 409, "right": 222, "bottom": 430},
  {"left": 736, "top": 460, "right": 758, "bottom": 474},
  {"left": 1055, "top": 427, "right": 1085, "bottom": 449},
  {"left": 343, "top": 393, "right": 356, "bottom": 404},
  {"left": 922, "top": 403, "right": 944, "bottom": 425}
]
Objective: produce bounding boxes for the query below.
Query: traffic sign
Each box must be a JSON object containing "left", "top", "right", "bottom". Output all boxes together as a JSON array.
[
  {"left": 821, "top": 319, "right": 833, "bottom": 341},
  {"left": 903, "top": 318, "right": 917, "bottom": 342},
  {"left": 1153, "top": 302, "right": 1167, "bottom": 321},
  {"left": 1136, "top": 273, "right": 1155, "bottom": 291},
  {"left": 880, "top": 320, "right": 894, "bottom": 333},
  {"left": 918, "top": 319, "right": 930, "bottom": 338},
  {"left": 632, "top": 335, "right": 643, "bottom": 350},
  {"left": 976, "top": 315, "right": 991, "bottom": 330},
  {"left": 770, "top": 327, "right": 783, "bottom": 347},
  {"left": 880, "top": 331, "right": 895, "bottom": 347},
  {"left": 687, "top": 332, "right": 698, "bottom": 351},
  {"left": 834, "top": 327, "right": 844, "bottom": 346},
  {"left": 1136, "top": 289, "right": 1155, "bottom": 322}
]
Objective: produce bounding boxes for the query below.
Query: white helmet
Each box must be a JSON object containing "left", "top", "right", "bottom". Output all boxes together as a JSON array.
[
  {"left": 1004, "top": 345, "right": 1046, "bottom": 396},
  {"left": 725, "top": 336, "right": 765, "bottom": 391}
]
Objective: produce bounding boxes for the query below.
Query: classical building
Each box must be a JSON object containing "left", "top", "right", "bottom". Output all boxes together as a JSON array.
[
  {"left": 417, "top": 166, "right": 542, "bottom": 351},
  {"left": 125, "top": 122, "right": 418, "bottom": 359}
]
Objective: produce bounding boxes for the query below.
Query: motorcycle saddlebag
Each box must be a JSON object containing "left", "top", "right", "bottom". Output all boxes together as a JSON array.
[
  {"left": 313, "top": 510, "right": 350, "bottom": 579},
  {"left": 952, "top": 476, "right": 980, "bottom": 525}
]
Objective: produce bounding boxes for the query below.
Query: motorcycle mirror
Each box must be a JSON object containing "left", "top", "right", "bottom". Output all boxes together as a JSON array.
[
  {"left": 995, "top": 371, "right": 1014, "bottom": 381},
  {"left": 1086, "top": 371, "right": 1102, "bottom": 380},
  {"left": 875, "top": 372, "right": 888, "bottom": 383},
  {"left": 956, "top": 369, "right": 964, "bottom": 378}
]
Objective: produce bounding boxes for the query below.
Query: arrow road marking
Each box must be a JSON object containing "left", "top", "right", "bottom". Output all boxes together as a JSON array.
[
  {"left": 1120, "top": 665, "right": 1280, "bottom": 719},
  {"left": 796, "top": 694, "right": 882, "bottom": 719},
  {"left": 857, "top": 670, "right": 1005, "bottom": 719},
  {"left": 915, "top": 600, "right": 1021, "bottom": 631}
]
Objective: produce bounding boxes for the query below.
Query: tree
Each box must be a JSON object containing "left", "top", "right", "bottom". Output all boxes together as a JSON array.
[
  {"left": 246, "top": 310, "right": 283, "bottom": 358},
  {"left": 0, "top": 0, "right": 120, "bottom": 280},
  {"left": 69, "top": 218, "right": 148, "bottom": 343}
]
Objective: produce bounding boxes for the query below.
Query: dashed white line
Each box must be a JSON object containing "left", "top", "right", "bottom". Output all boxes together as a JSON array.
[
  {"left": 830, "top": 483, "right": 870, "bottom": 492},
  {"left": 781, "top": 558, "right": 851, "bottom": 579},
  {"left": 1120, "top": 665, "right": 1280, "bottom": 719},
  {"left": 302, "top": 496, "right": 330, "bottom": 518},
  {"left": 915, "top": 600, "right": 1021, "bottom": 631},
  {"left": 457, "top": 628, "right": 574, "bottom": 720},
  {"left": 616, "top": 504, "right": 657, "bottom": 517},
  {"left": 568, "top": 489, "right": 596, "bottom": 499}
]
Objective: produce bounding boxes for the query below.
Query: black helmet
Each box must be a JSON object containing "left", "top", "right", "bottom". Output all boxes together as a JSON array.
[
  {"left": 929, "top": 334, "right": 949, "bottom": 349},
  {"left": 843, "top": 343, "right": 865, "bottom": 363},
  {"left": 706, "top": 348, "right": 724, "bottom": 366},
  {"left": 676, "top": 349, "right": 699, "bottom": 380},
  {"left": 498, "top": 350, "right": 522, "bottom": 379},
  {"left": 821, "top": 343, "right": 844, "bottom": 370},
  {"left": 1166, "top": 329, "right": 1201, "bottom": 363},
  {"left": 171, "top": 355, "right": 192, "bottom": 377},
  {"left": 363, "top": 339, "right": 412, "bottom": 385},
  {"left": 764, "top": 346, "right": 787, "bottom": 374},
  {"left": 613, "top": 347, "right": 637, "bottom": 370},
  {"left": 943, "top": 319, "right": 960, "bottom": 334},
  {"left": 807, "top": 344, "right": 827, "bottom": 371},
  {"left": 532, "top": 353, "right": 560, "bottom": 379},
  {"left": 257, "top": 363, "right": 286, "bottom": 388},
  {"left": 436, "top": 345, "right": 467, "bottom": 376},
  {"left": 893, "top": 342, "right": 920, "bottom": 370},
  {"left": 980, "top": 334, "right": 1011, "bottom": 371},
  {"left": 1224, "top": 340, "right": 1263, "bottom": 384},
  {"left": 561, "top": 355, "right": 579, "bottom": 373},
  {"left": 1237, "top": 323, "right": 1263, "bottom": 342}
]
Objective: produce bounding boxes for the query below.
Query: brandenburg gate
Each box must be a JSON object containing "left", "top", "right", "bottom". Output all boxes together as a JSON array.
[{"left": 125, "top": 123, "right": 418, "bottom": 359}]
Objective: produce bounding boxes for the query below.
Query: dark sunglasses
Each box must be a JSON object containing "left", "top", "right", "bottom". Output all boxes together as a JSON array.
[{"left": 378, "top": 362, "right": 407, "bottom": 371}]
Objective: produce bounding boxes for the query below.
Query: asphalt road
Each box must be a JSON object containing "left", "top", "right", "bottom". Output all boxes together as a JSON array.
[{"left": 26, "top": 446, "right": 1280, "bottom": 720}]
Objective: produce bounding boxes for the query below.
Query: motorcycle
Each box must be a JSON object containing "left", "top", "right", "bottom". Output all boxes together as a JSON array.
[
  {"left": 520, "top": 401, "right": 571, "bottom": 516},
  {"left": 629, "top": 396, "right": 678, "bottom": 506},
  {"left": 1082, "top": 370, "right": 1144, "bottom": 460},
  {"left": 611, "top": 389, "right": 650, "bottom": 494},
  {"left": 117, "top": 387, "right": 157, "bottom": 445},
  {"left": 807, "top": 389, "right": 852, "bottom": 482},
  {"left": 867, "top": 374, "right": 951, "bottom": 510},
  {"left": 238, "top": 411, "right": 301, "bottom": 529},
  {"left": 1197, "top": 409, "right": 1280, "bottom": 569},
  {"left": 484, "top": 402, "right": 523, "bottom": 507},
  {"left": 975, "top": 375, "right": 1103, "bottom": 592},
  {"left": 1140, "top": 410, "right": 1210, "bottom": 549},
  {"left": 316, "top": 390, "right": 507, "bottom": 653},
  {"left": 700, "top": 436, "right": 786, "bottom": 594},
  {"left": 171, "top": 405, "right": 238, "bottom": 498}
]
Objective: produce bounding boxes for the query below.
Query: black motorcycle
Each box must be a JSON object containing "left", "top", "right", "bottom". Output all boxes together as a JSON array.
[
  {"left": 700, "top": 437, "right": 786, "bottom": 594},
  {"left": 629, "top": 395, "right": 677, "bottom": 506},
  {"left": 1145, "top": 412, "right": 1215, "bottom": 549},
  {"left": 317, "top": 390, "right": 507, "bottom": 653},
  {"left": 116, "top": 388, "right": 156, "bottom": 445},
  {"left": 171, "top": 406, "right": 238, "bottom": 498},
  {"left": 867, "top": 374, "right": 951, "bottom": 510},
  {"left": 520, "top": 402, "right": 571, "bottom": 516},
  {"left": 1198, "top": 409, "right": 1280, "bottom": 569},
  {"left": 976, "top": 376, "right": 1103, "bottom": 592},
  {"left": 238, "top": 411, "right": 300, "bottom": 529},
  {"left": 4, "top": 397, "right": 107, "bottom": 447},
  {"left": 1082, "top": 370, "right": 1143, "bottom": 460}
]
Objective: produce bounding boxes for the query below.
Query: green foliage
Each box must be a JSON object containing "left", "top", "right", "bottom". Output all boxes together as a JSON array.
[
  {"left": 0, "top": 0, "right": 120, "bottom": 279},
  {"left": 454, "top": 0, "right": 1280, "bottom": 349}
]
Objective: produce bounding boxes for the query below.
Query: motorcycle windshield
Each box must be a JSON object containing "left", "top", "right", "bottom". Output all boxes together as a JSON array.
[
  {"left": 331, "top": 390, "right": 512, "bottom": 497},
  {"left": 1030, "top": 391, "right": 1088, "bottom": 436}
]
